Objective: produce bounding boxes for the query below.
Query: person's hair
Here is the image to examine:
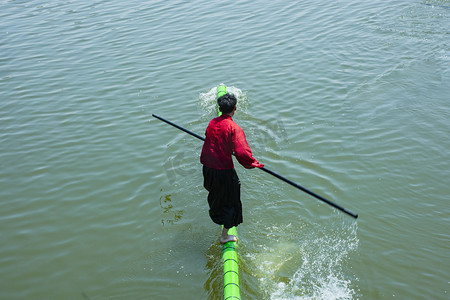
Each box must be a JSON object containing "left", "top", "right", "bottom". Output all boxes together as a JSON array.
[{"left": 217, "top": 93, "right": 237, "bottom": 114}]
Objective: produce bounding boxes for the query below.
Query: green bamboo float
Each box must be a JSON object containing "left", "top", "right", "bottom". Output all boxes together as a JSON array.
[
  {"left": 223, "top": 226, "right": 240, "bottom": 300},
  {"left": 217, "top": 84, "right": 226, "bottom": 117},
  {"left": 217, "top": 84, "right": 241, "bottom": 300}
]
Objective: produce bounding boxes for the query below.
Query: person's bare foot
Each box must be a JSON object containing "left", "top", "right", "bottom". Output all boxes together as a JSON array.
[
  {"left": 220, "top": 234, "right": 237, "bottom": 244},
  {"left": 220, "top": 227, "right": 237, "bottom": 244}
]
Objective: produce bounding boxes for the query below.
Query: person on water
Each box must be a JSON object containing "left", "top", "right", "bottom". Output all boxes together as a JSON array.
[{"left": 200, "top": 93, "right": 264, "bottom": 244}]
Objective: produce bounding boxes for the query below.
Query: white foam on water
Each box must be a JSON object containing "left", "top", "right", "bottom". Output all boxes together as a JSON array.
[
  {"left": 198, "top": 85, "right": 249, "bottom": 116},
  {"left": 248, "top": 222, "right": 359, "bottom": 299}
]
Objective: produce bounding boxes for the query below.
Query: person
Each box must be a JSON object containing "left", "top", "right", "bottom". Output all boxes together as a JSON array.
[{"left": 200, "top": 93, "right": 264, "bottom": 244}]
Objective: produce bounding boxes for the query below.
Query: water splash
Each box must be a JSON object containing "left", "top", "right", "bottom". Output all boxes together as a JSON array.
[
  {"left": 198, "top": 85, "right": 249, "bottom": 116},
  {"left": 246, "top": 221, "right": 359, "bottom": 299}
]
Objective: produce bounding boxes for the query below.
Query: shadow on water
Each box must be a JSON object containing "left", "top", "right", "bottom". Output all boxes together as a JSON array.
[{"left": 204, "top": 239, "right": 223, "bottom": 300}]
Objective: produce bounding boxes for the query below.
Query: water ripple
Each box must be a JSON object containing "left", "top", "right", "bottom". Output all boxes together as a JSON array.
[{"left": 1, "top": 0, "right": 449, "bottom": 299}]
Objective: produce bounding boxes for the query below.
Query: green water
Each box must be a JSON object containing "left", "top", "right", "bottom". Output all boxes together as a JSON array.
[{"left": 1, "top": 0, "right": 449, "bottom": 299}]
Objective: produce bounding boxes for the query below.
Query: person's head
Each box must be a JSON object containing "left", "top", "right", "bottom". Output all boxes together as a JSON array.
[{"left": 217, "top": 93, "right": 237, "bottom": 114}]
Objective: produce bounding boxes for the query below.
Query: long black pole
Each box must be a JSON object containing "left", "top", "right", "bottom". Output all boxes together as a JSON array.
[
  {"left": 152, "top": 114, "right": 358, "bottom": 219},
  {"left": 259, "top": 166, "right": 358, "bottom": 218},
  {"left": 152, "top": 114, "right": 205, "bottom": 141}
]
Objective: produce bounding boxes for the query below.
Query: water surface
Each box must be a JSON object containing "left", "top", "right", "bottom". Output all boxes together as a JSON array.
[{"left": 1, "top": 0, "right": 449, "bottom": 299}]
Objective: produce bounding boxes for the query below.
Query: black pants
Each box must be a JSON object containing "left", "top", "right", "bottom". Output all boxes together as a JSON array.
[{"left": 202, "top": 166, "right": 242, "bottom": 228}]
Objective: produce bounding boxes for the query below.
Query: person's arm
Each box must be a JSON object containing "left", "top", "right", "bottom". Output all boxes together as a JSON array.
[{"left": 232, "top": 126, "right": 264, "bottom": 169}]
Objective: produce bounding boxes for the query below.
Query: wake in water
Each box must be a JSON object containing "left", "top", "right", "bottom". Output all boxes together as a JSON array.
[
  {"left": 198, "top": 85, "right": 249, "bottom": 116},
  {"left": 244, "top": 220, "right": 359, "bottom": 300}
]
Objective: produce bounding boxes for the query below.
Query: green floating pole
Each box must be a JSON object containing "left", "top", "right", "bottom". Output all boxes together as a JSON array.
[
  {"left": 217, "top": 84, "right": 226, "bottom": 117},
  {"left": 223, "top": 227, "right": 240, "bottom": 300},
  {"left": 217, "top": 84, "right": 240, "bottom": 299}
]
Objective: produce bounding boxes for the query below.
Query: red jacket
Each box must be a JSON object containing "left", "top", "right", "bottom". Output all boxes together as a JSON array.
[{"left": 200, "top": 115, "right": 260, "bottom": 170}]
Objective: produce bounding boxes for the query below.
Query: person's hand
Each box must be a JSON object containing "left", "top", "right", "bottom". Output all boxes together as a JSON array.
[{"left": 251, "top": 161, "right": 264, "bottom": 168}]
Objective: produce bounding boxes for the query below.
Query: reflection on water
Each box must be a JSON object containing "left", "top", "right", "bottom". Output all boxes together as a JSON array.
[{"left": 204, "top": 236, "right": 224, "bottom": 300}]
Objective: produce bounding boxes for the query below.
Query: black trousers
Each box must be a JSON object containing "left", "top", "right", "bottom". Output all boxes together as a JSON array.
[{"left": 202, "top": 166, "right": 242, "bottom": 228}]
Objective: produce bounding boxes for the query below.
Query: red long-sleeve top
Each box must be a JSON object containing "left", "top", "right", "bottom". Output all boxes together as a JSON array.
[{"left": 200, "top": 115, "right": 259, "bottom": 170}]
